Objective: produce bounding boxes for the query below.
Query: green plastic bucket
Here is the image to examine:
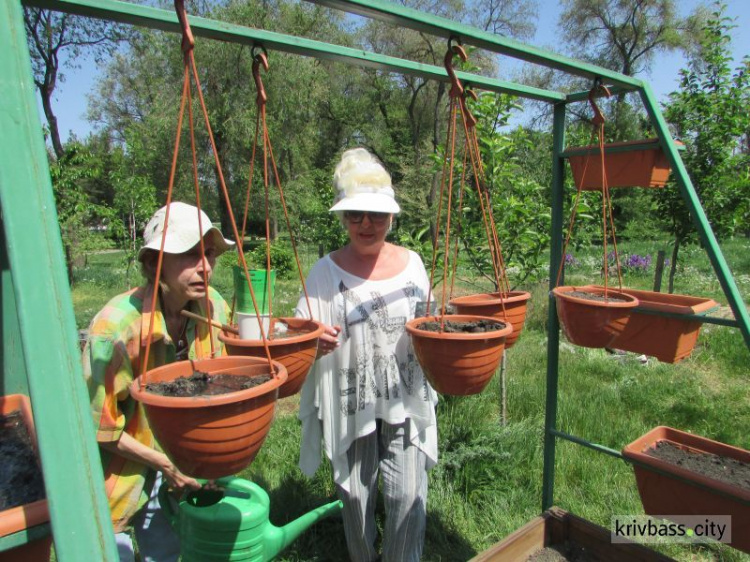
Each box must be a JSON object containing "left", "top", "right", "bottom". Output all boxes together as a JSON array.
[{"left": 234, "top": 266, "right": 275, "bottom": 314}]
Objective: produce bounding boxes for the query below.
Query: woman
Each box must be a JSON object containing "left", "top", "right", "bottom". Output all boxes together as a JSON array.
[
  {"left": 296, "top": 148, "right": 438, "bottom": 562},
  {"left": 83, "top": 201, "right": 234, "bottom": 561}
]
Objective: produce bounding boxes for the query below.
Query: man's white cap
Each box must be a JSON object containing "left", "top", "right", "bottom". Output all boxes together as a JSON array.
[
  {"left": 137, "top": 202, "right": 235, "bottom": 261},
  {"left": 329, "top": 148, "right": 400, "bottom": 214}
]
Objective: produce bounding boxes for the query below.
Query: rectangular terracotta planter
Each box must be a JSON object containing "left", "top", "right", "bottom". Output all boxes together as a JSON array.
[
  {"left": 587, "top": 286, "right": 718, "bottom": 363},
  {"left": 568, "top": 139, "right": 672, "bottom": 190},
  {"left": 470, "top": 507, "right": 675, "bottom": 561},
  {"left": 0, "top": 394, "right": 51, "bottom": 561},
  {"left": 622, "top": 426, "right": 750, "bottom": 554}
]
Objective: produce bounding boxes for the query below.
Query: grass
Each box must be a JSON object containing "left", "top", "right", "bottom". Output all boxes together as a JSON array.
[{"left": 70, "top": 238, "right": 750, "bottom": 561}]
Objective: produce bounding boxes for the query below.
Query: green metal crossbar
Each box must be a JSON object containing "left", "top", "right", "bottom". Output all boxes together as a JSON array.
[
  {"left": 2, "top": 0, "right": 748, "bottom": 558},
  {"left": 22, "top": 0, "right": 564, "bottom": 103}
]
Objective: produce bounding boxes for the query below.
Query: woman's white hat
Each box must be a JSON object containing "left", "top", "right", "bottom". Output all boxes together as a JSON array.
[
  {"left": 137, "top": 202, "right": 234, "bottom": 260},
  {"left": 329, "top": 148, "right": 401, "bottom": 214}
]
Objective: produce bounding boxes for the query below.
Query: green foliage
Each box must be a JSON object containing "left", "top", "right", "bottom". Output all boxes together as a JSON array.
[
  {"left": 453, "top": 92, "right": 550, "bottom": 287},
  {"left": 49, "top": 142, "right": 117, "bottom": 281},
  {"left": 659, "top": 2, "right": 750, "bottom": 286},
  {"left": 249, "top": 243, "right": 297, "bottom": 280}
]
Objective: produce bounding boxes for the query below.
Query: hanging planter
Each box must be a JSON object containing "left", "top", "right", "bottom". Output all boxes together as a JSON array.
[
  {"left": 130, "top": 356, "right": 287, "bottom": 479},
  {"left": 586, "top": 285, "right": 718, "bottom": 363},
  {"left": 622, "top": 426, "right": 750, "bottom": 554},
  {"left": 0, "top": 395, "right": 52, "bottom": 562},
  {"left": 405, "top": 315, "right": 512, "bottom": 396},
  {"left": 552, "top": 286, "right": 638, "bottom": 349},
  {"left": 219, "top": 318, "right": 324, "bottom": 398},
  {"left": 568, "top": 138, "right": 674, "bottom": 190},
  {"left": 449, "top": 291, "right": 531, "bottom": 349}
]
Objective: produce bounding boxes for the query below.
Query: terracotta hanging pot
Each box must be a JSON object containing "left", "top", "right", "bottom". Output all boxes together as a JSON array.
[
  {"left": 130, "top": 356, "right": 287, "bottom": 479},
  {"left": 567, "top": 139, "right": 674, "bottom": 190},
  {"left": 405, "top": 314, "right": 512, "bottom": 396},
  {"left": 552, "top": 286, "right": 638, "bottom": 349},
  {"left": 219, "top": 317, "right": 324, "bottom": 398},
  {"left": 586, "top": 285, "right": 718, "bottom": 363},
  {"left": 0, "top": 395, "right": 52, "bottom": 562},
  {"left": 449, "top": 291, "right": 531, "bottom": 349},
  {"left": 622, "top": 426, "right": 750, "bottom": 554}
]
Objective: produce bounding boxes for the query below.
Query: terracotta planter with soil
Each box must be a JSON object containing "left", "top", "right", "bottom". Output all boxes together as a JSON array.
[
  {"left": 471, "top": 506, "right": 675, "bottom": 561},
  {"left": 449, "top": 291, "right": 531, "bottom": 349},
  {"left": 552, "top": 286, "right": 638, "bottom": 349},
  {"left": 130, "top": 356, "right": 287, "bottom": 479},
  {"left": 0, "top": 394, "right": 52, "bottom": 562},
  {"left": 219, "top": 317, "right": 324, "bottom": 398},
  {"left": 568, "top": 139, "right": 673, "bottom": 190},
  {"left": 586, "top": 286, "right": 718, "bottom": 363},
  {"left": 405, "top": 315, "right": 512, "bottom": 396},
  {"left": 622, "top": 426, "right": 750, "bottom": 554}
]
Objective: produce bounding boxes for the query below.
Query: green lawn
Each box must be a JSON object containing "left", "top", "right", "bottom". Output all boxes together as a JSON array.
[{"left": 70, "top": 238, "right": 750, "bottom": 561}]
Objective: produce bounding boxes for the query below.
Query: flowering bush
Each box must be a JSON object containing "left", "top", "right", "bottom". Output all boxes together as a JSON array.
[{"left": 564, "top": 253, "right": 579, "bottom": 268}]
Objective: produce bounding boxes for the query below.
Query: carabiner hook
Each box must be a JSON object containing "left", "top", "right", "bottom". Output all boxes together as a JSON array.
[
  {"left": 444, "top": 36, "right": 467, "bottom": 99},
  {"left": 174, "top": 0, "right": 195, "bottom": 54},
  {"left": 587, "top": 79, "right": 611, "bottom": 126},
  {"left": 252, "top": 47, "right": 270, "bottom": 107}
]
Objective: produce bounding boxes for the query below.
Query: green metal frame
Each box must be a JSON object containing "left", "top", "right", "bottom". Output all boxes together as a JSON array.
[{"left": 1, "top": 0, "right": 748, "bottom": 558}]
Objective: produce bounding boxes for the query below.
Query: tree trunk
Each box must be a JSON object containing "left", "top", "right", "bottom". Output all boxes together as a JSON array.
[
  {"left": 40, "top": 84, "right": 64, "bottom": 160},
  {"left": 668, "top": 237, "right": 681, "bottom": 294}
]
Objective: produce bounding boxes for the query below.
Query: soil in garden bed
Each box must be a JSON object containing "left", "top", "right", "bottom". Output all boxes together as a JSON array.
[
  {"left": 146, "top": 371, "right": 272, "bottom": 397},
  {"left": 0, "top": 411, "right": 46, "bottom": 510},
  {"left": 527, "top": 540, "right": 597, "bottom": 562},
  {"left": 417, "top": 319, "right": 506, "bottom": 334},
  {"left": 647, "top": 441, "right": 750, "bottom": 492},
  {"left": 567, "top": 290, "right": 632, "bottom": 303}
]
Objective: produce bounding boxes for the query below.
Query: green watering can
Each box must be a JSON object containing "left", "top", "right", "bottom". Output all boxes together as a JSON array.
[{"left": 159, "top": 476, "right": 343, "bottom": 561}]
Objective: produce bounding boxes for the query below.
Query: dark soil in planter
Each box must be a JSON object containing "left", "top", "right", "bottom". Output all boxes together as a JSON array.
[
  {"left": 0, "top": 411, "right": 45, "bottom": 510},
  {"left": 527, "top": 540, "right": 597, "bottom": 562},
  {"left": 418, "top": 319, "right": 506, "bottom": 334},
  {"left": 568, "top": 290, "right": 631, "bottom": 303},
  {"left": 146, "top": 371, "right": 272, "bottom": 397},
  {"left": 647, "top": 440, "right": 750, "bottom": 492}
]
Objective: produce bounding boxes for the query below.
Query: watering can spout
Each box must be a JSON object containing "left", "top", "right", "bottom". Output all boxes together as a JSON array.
[{"left": 265, "top": 499, "right": 343, "bottom": 559}]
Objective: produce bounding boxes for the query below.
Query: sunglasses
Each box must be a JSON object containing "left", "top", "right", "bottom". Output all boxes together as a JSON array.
[{"left": 343, "top": 211, "right": 390, "bottom": 224}]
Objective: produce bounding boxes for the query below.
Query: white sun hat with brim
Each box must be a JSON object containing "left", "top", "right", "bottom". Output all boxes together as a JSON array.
[
  {"left": 137, "top": 201, "right": 235, "bottom": 261},
  {"left": 329, "top": 148, "right": 401, "bottom": 215}
]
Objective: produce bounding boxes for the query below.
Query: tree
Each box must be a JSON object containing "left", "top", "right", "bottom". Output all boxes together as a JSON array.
[
  {"left": 658, "top": 2, "right": 750, "bottom": 292},
  {"left": 24, "top": 8, "right": 123, "bottom": 159},
  {"left": 558, "top": 0, "right": 707, "bottom": 135}
]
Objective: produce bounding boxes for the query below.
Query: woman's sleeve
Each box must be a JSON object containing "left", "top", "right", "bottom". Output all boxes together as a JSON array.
[{"left": 83, "top": 336, "right": 133, "bottom": 443}]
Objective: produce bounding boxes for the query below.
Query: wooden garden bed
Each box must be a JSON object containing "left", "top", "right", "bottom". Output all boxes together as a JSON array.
[{"left": 470, "top": 507, "right": 675, "bottom": 561}]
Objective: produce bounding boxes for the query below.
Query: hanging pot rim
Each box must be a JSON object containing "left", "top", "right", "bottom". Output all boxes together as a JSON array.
[
  {"left": 552, "top": 285, "right": 639, "bottom": 309},
  {"left": 130, "top": 356, "right": 287, "bottom": 408},
  {"left": 450, "top": 290, "right": 531, "bottom": 307},
  {"left": 218, "top": 317, "right": 325, "bottom": 347},
  {"left": 406, "top": 314, "right": 513, "bottom": 341}
]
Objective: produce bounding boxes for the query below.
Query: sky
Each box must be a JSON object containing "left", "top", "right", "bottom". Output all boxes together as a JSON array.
[{"left": 47, "top": 0, "right": 750, "bottom": 143}]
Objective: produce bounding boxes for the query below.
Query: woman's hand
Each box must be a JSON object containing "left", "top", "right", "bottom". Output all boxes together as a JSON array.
[
  {"left": 160, "top": 459, "right": 203, "bottom": 493},
  {"left": 317, "top": 324, "right": 341, "bottom": 357}
]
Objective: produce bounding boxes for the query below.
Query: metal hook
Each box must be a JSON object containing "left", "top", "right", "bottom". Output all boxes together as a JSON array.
[
  {"left": 587, "top": 79, "right": 611, "bottom": 126},
  {"left": 444, "top": 37, "right": 467, "bottom": 99},
  {"left": 174, "top": 0, "right": 195, "bottom": 54},
  {"left": 252, "top": 48, "right": 269, "bottom": 107}
]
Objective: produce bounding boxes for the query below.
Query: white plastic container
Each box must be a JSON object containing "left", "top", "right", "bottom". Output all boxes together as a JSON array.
[{"left": 236, "top": 312, "right": 271, "bottom": 340}]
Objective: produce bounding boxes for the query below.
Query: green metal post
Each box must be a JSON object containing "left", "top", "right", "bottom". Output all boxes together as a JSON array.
[
  {"left": 542, "top": 102, "right": 567, "bottom": 511},
  {"left": 640, "top": 84, "right": 750, "bottom": 349},
  {"left": 0, "top": 0, "right": 117, "bottom": 558}
]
